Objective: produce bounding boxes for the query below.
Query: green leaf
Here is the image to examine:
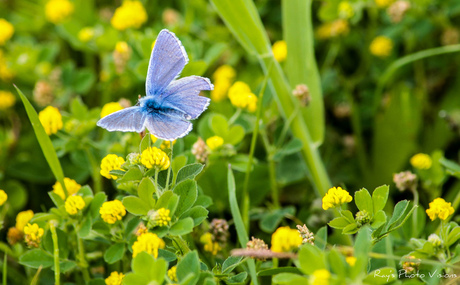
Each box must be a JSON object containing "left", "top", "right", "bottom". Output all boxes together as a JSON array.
[
  {"left": 169, "top": 217, "right": 194, "bottom": 236},
  {"left": 132, "top": 251, "right": 167, "bottom": 283},
  {"left": 341, "top": 210, "right": 355, "bottom": 223},
  {"left": 342, "top": 223, "right": 359, "bottom": 235},
  {"left": 386, "top": 200, "right": 410, "bottom": 231},
  {"left": 226, "top": 125, "right": 245, "bottom": 145},
  {"left": 328, "top": 249, "right": 346, "bottom": 278},
  {"left": 363, "top": 267, "right": 397, "bottom": 284},
  {"left": 137, "top": 177, "right": 156, "bottom": 208},
  {"left": 155, "top": 190, "right": 173, "bottom": 209},
  {"left": 123, "top": 196, "right": 150, "bottom": 216},
  {"left": 447, "top": 226, "right": 460, "bottom": 247},
  {"left": 19, "top": 249, "right": 54, "bottom": 269},
  {"left": 257, "top": 267, "right": 302, "bottom": 277},
  {"left": 173, "top": 179, "right": 197, "bottom": 216},
  {"left": 172, "top": 155, "right": 188, "bottom": 181},
  {"left": 298, "top": 244, "right": 326, "bottom": 275},
  {"left": 227, "top": 167, "right": 259, "bottom": 285},
  {"left": 176, "top": 251, "right": 200, "bottom": 283},
  {"left": 355, "top": 188, "right": 373, "bottom": 214},
  {"left": 439, "top": 157, "right": 460, "bottom": 178},
  {"left": 118, "top": 167, "right": 143, "bottom": 183},
  {"left": 272, "top": 273, "right": 309, "bottom": 284},
  {"left": 372, "top": 185, "right": 389, "bottom": 214},
  {"left": 328, "top": 217, "right": 352, "bottom": 229},
  {"left": 48, "top": 192, "right": 64, "bottom": 208},
  {"left": 15, "top": 86, "right": 67, "bottom": 197},
  {"left": 43, "top": 227, "right": 68, "bottom": 259},
  {"left": 90, "top": 192, "right": 107, "bottom": 220},
  {"left": 181, "top": 206, "right": 208, "bottom": 227},
  {"left": 226, "top": 272, "right": 247, "bottom": 283},
  {"left": 176, "top": 163, "right": 204, "bottom": 184},
  {"left": 260, "top": 206, "right": 296, "bottom": 233},
  {"left": 315, "top": 226, "right": 327, "bottom": 250},
  {"left": 371, "top": 210, "right": 387, "bottom": 229},
  {"left": 104, "top": 243, "right": 125, "bottom": 264},
  {"left": 222, "top": 256, "right": 243, "bottom": 274},
  {"left": 354, "top": 226, "right": 371, "bottom": 257},
  {"left": 273, "top": 138, "right": 303, "bottom": 161}
]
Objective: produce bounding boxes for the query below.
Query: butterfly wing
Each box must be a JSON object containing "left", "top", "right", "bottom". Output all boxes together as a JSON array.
[
  {"left": 97, "top": 106, "right": 147, "bottom": 133},
  {"left": 144, "top": 112, "right": 192, "bottom": 141},
  {"left": 160, "top": 76, "right": 213, "bottom": 120},
  {"left": 146, "top": 29, "right": 188, "bottom": 96}
]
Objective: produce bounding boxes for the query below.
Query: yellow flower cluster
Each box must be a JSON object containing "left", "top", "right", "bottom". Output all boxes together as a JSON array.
[
  {"left": 65, "top": 195, "right": 85, "bottom": 215},
  {"left": 271, "top": 226, "right": 303, "bottom": 253},
  {"left": 16, "top": 210, "right": 34, "bottom": 231},
  {"left": 410, "top": 153, "right": 432, "bottom": 170},
  {"left": 272, "top": 40, "right": 287, "bottom": 62},
  {"left": 100, "top": 102, "right": 123, "bottom": 118},
  {"left": 24, "top": 223, "right": 44, "bottom": 247},
  {"left": 0, "top": 91, "right": 15, "bottom": 110},
  {"left": 0, "top": 19, "right": 14, "bottom": 46},
  {"left": 39, "top": 106, "right": 63, "bottom": 136},
  {"left": 100, "top": 200, "right": 126, "bottom": 224},
  {"left": 310, "top": 269, "right": 331, "bottom": 285},
  {"left": 132, "top": 232, "right": 165, "bottom": 258},
  {"left": 141, "top": 147, "right": 170, "bottom": 170},
  {"left": 206, "top": 136, "right": 224, "bottom": 151},
  {"left": 322, "top": 186, "right": 352, "bottom": 210},
  {"left": 100, "top": 154, "right": 125, "bottom": 179},
  {"left": 105, "top": 271, "right": 125, "bottom": 285},
  {"left": 228, "top": 81, "right": 258, "bottom": 112},
  {"left": 53, "top": 177, "right": 81, "bottom": 200},
  {"left": 150, "top": 134, "right": 176, "bottom": 150},
  {"left": 426, "top": 198, "right": 455, "bottom": 221},
  {"left": 111, "top": 1, "right": 147, "bottom": 31},
  {"left": 211, "top": 65, "right": 236, "bottom": 102},
  {"left": 338, "top": 1, "right": 354, "bottom": 19},
  {"left": 375, "top": 0, "right": 394, "bottom": 8},
  {"left": 168, "top": 266, "right": 178, "bottom": 282},
  {"left": 78, "top": 27, "right": 94, "bottom": 43},
  {"left": 370, "top": 36, "right": 393, "bottom": 58},
  {"left": 0, "top": 190, "right": 7, "bottom": 206},
  {"left": 150, "top": 208, "right": 171, "bottom": 227},
  {"left": 200, "top": 232, "right": 221, "bottom": 255},
  {"left": 317, "top": 20, "right": 349, "bottom": 39},
  {"left": 45, "top": 0, "right": 74, "bottom": 24}
]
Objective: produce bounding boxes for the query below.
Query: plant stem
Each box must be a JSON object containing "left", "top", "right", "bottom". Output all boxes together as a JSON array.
[
  {"left": 154, "top": 169, "right": 160, "bottom": 197},
  {"left": 74, "top": 224, "right": 90, "bottom": 282},
  {"left": 3, "top": 253, "right": 6, "bottom": 285},
  {"left": 171, "top": 236, "right": 191, "bottom": 256},
  {"left": 165, "top": 142, "right": 173, "bottom": 191},
  {"left": 49, "top": 223, "right": 60, "bottom": 285},
  {"left": 85, "top": 148, "right": 102, "bottom": 193},
  {"left": 228, "top": 108, "right": 242, "bottom": 125},
  {"left": 411, "top": 188, "right": 419, "bottom": 238}
]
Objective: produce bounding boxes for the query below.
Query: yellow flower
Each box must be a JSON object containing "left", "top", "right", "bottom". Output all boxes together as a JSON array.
[
  {"left": 426, "top": 198, "right": 455, "bottom": 221},
  {"left": 346, "top": 256, "right": 356, "bottom": 266},
  {"left": 168, "top": 266, "right": 178, "bottom": 282},
  {"left": 310, "top": 269, "right": 331, "bottom": 285},
  {"left": 338, "top": 1, "right": 354, "bottom": 19},
  {"left": 213, "top": 65, "right": 236, "bottom": 82},
  {"left": 100, "top": 154, "right": 125, "bottom": 179},
  {"left": 206, "top": 136, "right": 224, "bottom": 151},
  {"left": 149, "top": 208, "right": 171, "bottom": 227},
  {"left": 15, "top": 210, "right": 34, "bottom": 232},
  {"left": 271, "top": 226, "right": 302, "bottom": 253},
  {"left": 0, "top": 91, "right": 15, "bottom": 110},
  {"left": 65, "top": 195, "right": 85, "bottom": 215},
  {"left": 111, "top": 1, "right": 147, "bottom": 31},
  {"left": 150, "top": 134, "right": 176, "bottom": 150},
  {"left": 272, "top": 40, "right": 287, "bottom": 62},
  {"left": 78, "top": 27, "right": 94, "bottom": 43},
  {"left": 322, "top": 186, "right": 352, "bottom": 210},
  {"left": 45, "top": 0, "right": 74, "bottom": 24},
  {"left": 0, "top": 19, "right": 14, "bottom": 45},
  {"left": 105, "top": 271, "right": 125, "bottom": 285},
  {"left": 211, "top": 65, "right": 235, "bottom": 102},
  {"left": 228, "top": 81, "right": 258, "bottom": 112},
  {"left": 141, "top": 147, "right": 170, "bottom": 170},
  {"left": 115, "top": 41, "right": 129, "bottom": 54},
  {"left": 100, "top": 200, "right": 126, "bottom": 224},
  {"left": 52, "top": 178, "right": 81, "bottom": 200},
  {"left": 370, "top": 36, "right": 393, "bottom": 58},
  {"left": 375, "top": 0, "right": 394, "bottom": 8},
  {"left": 100, "top": 102, "right": 123, "bottom": 118},
  {"left": 24, "top": 223, "right": 44, "bottom": 247},
  {"left": 38, "top": 106, "right": 63, "bottom": 135},
  {"left": 132, "top": 232, "right": 165, "bottom": 258},
  {"left": 200, "top": 232, "right": 221, "bottom": 255},
  {"left": 410, "top": 153, "right": 432, "bottom": 170},
  {"left": 0, "top": 190, "right": 7, "bottom": 206},
  {"left": 317, "top": 20, "right": 349, "bottom": 39}
]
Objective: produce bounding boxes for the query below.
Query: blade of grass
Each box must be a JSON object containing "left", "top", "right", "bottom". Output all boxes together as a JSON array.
[
  {"left": 282, "top": 0, "right": 324, "bottom": 145},
  {"left": 228, "top": 166, "right": 258, "bottom": 285},
  {"left": 50, "top": 223, "right": 60, "bottom": 285},
  {"left": 211, "top": 0, "right": 331, "bottom": 196},
  {"left": 14, "top": 85, "right": 68, "bottom": 197}
]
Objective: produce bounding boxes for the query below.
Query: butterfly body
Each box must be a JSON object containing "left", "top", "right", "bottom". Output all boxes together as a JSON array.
[{"left": 97, "top": 29, "right": 213, "bottom": 140}]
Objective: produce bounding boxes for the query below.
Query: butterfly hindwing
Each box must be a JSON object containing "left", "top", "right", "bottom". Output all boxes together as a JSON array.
[
  {"left": 144, "top": 112, "right": 192, "bottom": 141},
  {"left": 146, "top": 30, "right": 188, "bottom": 96},
  {"left": 160, "top": 76, "right": 213, "bottom": 120},
  {"left": 97, "top": 106, "right": 146, "bottom": 133}
]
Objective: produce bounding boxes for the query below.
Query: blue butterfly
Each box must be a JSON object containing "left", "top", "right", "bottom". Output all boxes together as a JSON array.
[{"left": 97, "top": 29, "right": 213, "bottom": 140}]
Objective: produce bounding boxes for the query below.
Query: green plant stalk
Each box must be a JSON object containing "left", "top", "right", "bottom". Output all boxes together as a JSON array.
[
  {"left": 228, "top": 167, "right": 258, "bottom": 285},
  {"left": 411, "top": 188, "right": 419, "bottom": 238},
  {"left": 85, "top": 148, "right": 102, "bottom": 194},
  {"left": 2, "top": 253, "right": 6, "bottom": 285},
  {"left": 210, "top": 0, "right": 331, "bottom": 197},
  {"left": 165, "top": 142, "right": 173, "bottom": 192},
  {"left": 260, "top": 131, "right": 280, "bottom": 209},
  {"left": 74, "top": 224, "right": 90, "bottom": 282},
  {"left": 374, "top": 44, "right": 460, "bottom": 113},
  {"left": 49, "top": 223, "right": 60, "bottom": 285},
  {"left": 171, "top": 236, "right": 191, "bottom": 256}
]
